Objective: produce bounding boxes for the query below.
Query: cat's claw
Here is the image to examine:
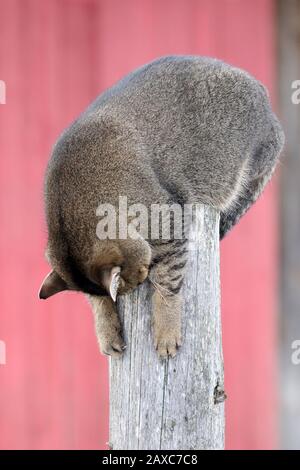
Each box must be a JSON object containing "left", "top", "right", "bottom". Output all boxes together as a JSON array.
[
  {"left": 154, "top": 333, "right": 182, "bottom": 359},
  {"left": 99, "top": 331, "right": 126, "bottom": 358}
]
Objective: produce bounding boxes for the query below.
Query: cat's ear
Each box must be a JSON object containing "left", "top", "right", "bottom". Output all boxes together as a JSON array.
[
  {"left": 101, "top": 266, "right": 121, "bottom": 302},
  {"left": 38, "top": 270, "right": 68, "bottom": 299}
]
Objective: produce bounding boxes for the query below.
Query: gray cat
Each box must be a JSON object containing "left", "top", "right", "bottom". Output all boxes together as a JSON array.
[{"left": 39, "top": 56, "right": 284, "bottom": 358}]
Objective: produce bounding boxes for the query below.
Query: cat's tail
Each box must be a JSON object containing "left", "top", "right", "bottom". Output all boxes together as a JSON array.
[{"left": 220, "top": 118, "right": 285, "bottom": 240}]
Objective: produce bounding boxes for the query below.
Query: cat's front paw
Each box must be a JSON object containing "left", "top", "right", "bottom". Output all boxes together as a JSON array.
[
  {"left": 98, "top": 325, "right": 126, "bottom": 358},
  {"left": 153, "top": 324, "right": 182, "bottom": 359}
]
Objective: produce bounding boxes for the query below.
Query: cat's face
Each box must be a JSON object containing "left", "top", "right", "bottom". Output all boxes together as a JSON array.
[
  {"left": 39, "top": 239, "right": 151, "bottom": 301},
  {"left": 117, "top": 264, "right": 149, "bottom": 295}
]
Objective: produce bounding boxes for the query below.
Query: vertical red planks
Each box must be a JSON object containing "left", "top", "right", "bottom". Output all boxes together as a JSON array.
[
  {"left": 0, "top": 0, "right": 277, "bottom": 449},
  {"left": 0, "top": 0, "right": 108, "bottom": 449}
]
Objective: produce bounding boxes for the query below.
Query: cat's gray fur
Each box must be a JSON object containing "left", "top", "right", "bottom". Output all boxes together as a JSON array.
[{"left": 40, "top": 56, "right": 284, "bottom": 358}]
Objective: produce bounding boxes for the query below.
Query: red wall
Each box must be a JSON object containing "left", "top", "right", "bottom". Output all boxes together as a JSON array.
[{"left": 0, "top": 0, "right": 278, "bottom": 449}]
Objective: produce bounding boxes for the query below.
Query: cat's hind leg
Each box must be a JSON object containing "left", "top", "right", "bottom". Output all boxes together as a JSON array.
[
  {"left": 220, "top": 120, "right": 284, "bottom": 239},
  {"left": 220, "top": 170, "right": 273, "bottom": 239},
  {"left": 149, "top": 239, "right": 188, "bottom": 358}
]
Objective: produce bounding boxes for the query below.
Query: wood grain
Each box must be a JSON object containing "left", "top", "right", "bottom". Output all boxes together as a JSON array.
[{"left": 109, "top": 206, "right": 225, "bottom": 450}]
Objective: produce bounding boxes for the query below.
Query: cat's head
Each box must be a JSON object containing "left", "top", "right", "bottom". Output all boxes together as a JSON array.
[{"left": 38, "top": 238, "right": 151, "bottom": 301}]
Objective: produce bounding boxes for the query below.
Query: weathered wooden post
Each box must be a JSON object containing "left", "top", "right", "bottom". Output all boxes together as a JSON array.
[{"left": 109, "top": 205, "right": 225, "bottom": 450}]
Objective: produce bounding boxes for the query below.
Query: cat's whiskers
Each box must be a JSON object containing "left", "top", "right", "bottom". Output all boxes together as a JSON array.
[{"left": 148, "top": 278, "right": 170, "bottom": 306}]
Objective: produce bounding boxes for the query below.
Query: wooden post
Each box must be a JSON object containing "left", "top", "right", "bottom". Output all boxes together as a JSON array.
[{"left": 109, "top": 205, "right": 225, "bottom": 450}]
